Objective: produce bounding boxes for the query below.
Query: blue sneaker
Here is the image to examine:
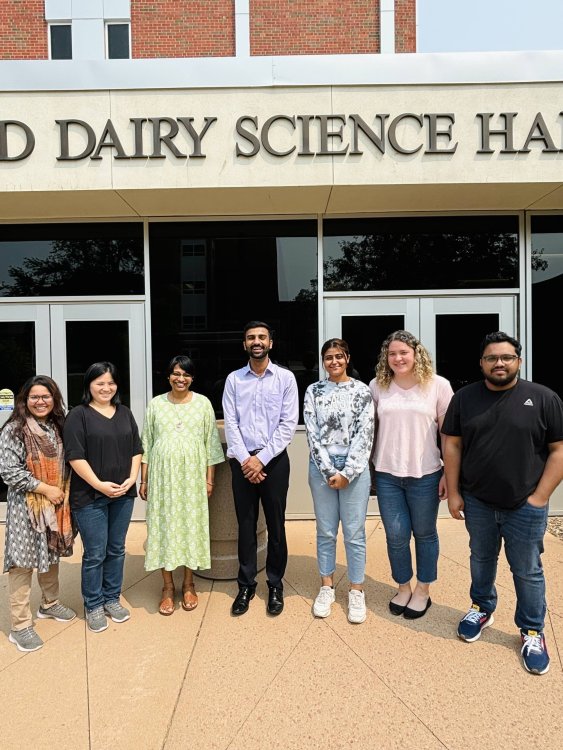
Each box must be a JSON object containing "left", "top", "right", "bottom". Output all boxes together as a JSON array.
[
  {"left": 457, "top": 604, "right": 494, "bottom": 642},
  {"left": 520, "top": 630, "right": 550, "bottom": 675}
]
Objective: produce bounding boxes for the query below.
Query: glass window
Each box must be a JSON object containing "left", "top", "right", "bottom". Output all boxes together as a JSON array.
[
  {"left": 149, "top": 221, "right": 318, "bottom": 421},
  {"left": 0, "top": 223, "right": 144, "bottom": 297},
  {"left": 323, "top": 216, "right": 519, "bottom": 291},
  {"left": 107, "top": 23, "right": 130, "bottom": 59},
  {"left": 50, "top": 24, "right": 72, "bottom": 60},
  {"left": 531, "top": 215, "right": 563, "bottom": 398}
]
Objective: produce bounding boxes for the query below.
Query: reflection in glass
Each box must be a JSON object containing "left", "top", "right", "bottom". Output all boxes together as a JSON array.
[
  {"left": 65, "top": 321, "right": 130, "bottom": 409},
  {"left": 149, "top": 221, "right": 318, "bottom": 420},
  {"left": 435, "top": 313, "right": 499, "bottom": 392},
  {"left": 323, "top": 216, "right": 519, "bottom": 292},
  {"left": 341, "top": 315, "right": 404, "bottom": 386},
  {"left": 0, "top": 224, "right": 144, "bottom": 297},
  {"left": 531, "top": 216, "right": 563, "bottom": 398}
]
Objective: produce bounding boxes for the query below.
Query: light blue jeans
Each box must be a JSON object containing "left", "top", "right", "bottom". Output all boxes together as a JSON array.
[
  {"left": 375, "top": 470, "right": 441, "bottom": 585},
  {"left": 308, "top": 456, "right": 371, "bottom": 585}
]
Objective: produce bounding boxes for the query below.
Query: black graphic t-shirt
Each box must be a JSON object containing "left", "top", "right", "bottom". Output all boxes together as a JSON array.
[{"left": 442, "top": 379, "right": 563, "bottom": 509}]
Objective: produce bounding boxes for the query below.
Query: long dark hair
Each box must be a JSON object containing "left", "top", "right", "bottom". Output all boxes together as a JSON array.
[
  {"left": 2, "top": 375, "right": 66, "bottom": 438},
  {"left": 81, "top": 362, "right": 121, "bottom": 406}
]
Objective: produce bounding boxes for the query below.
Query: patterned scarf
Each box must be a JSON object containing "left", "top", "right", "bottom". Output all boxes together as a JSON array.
[{"left": 22, "top": 416, "right": 74, "bottom": 556}]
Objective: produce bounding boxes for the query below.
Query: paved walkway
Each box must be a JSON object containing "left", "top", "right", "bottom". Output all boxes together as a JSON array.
[{"left": 1, "top": 518, "right": 562, "bottom": 750}]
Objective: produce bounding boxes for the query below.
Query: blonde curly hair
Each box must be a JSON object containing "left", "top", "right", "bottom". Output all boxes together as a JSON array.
[{"left": 375, "top": 330, "right": 434, "bottom": 389}]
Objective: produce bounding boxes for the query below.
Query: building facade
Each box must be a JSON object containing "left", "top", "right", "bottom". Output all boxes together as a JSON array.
[{"left": 1, "top": 2, "right": 563, "bottom": 518}]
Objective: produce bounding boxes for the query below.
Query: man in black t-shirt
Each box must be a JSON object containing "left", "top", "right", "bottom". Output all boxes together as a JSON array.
[{"left": 442, "top": 331, "right": 563, "bottom": 675}]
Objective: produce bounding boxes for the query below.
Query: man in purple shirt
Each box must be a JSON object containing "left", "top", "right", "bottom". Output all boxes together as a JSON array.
[{"left": 222, "top": 321, "right": 299, "bottom": 616}]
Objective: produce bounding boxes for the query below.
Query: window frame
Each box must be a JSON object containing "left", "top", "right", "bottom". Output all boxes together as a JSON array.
[
  {"left": 105, "top": 21, "right": 132, "bottom": 60},
  {"left": 48, "top": 22, "right": 73, "bottom": 61}
]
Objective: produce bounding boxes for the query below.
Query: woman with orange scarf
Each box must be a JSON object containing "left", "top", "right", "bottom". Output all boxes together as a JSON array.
[{"left": 0, "top": 376, "right": 75, "bottom": 653}]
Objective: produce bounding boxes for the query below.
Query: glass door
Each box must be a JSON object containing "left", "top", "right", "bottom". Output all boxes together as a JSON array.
[
  {"left": 324, "top": 295, "right": 517, "bottom": 388},
  {"left": 324, "top": 297, "right": 420, "bottom": 385},
  {"left": 1, "top": 303, "right": 147, "bottom": 521},
  {"left": 420, "top": 296, "right": 516, "bottom": 391},
  {"left": 324, "top": 294, "right": 521, "bottom": 515},
  {"left": 0, "top": 305, "right": 52, "bottom": 518},
  {"left": 0, "top": 305, "right": 52, "bottom": 428},
  {"left": 50, "top": 303, "right": 146, "bottom": 424}
]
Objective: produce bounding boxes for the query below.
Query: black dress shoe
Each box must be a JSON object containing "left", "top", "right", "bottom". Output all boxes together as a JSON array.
[
  {"left": 231, "top": 586, "right": 255, "bottom": 616},
  {"left": 403, "top": 597, "right": 432, "bottom": 620},
  {"left": 267, "top": 587, "right": 284, "bottom": 616}
]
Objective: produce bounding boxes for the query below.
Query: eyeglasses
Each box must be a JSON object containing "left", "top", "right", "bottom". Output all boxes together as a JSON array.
[
  {"left": 482, "top": 354, "right": 520, "bottom": 364},
  {"left": 28, "top": 395, "right": 53, "bottom": 402},
  {"left": 323, "top": 353, "right": 347, "bottom": 362},
  {"left": 171, "top": 372, "right": 191, "bottom": 379}
]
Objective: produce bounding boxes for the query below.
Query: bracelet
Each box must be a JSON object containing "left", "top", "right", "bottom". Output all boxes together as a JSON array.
[
  {"left": 139, "top": 481, "right": 147, "bottom": 485},
  {"left": 206, "top": 481, "right": 214, "bottom": 486}
]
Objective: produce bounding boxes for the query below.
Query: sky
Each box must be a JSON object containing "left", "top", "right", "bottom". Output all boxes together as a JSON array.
[{"left": 417, "top": 0, "right": 563, "bottom": 53}]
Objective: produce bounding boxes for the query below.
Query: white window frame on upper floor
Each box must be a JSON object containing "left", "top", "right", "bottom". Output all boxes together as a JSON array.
[
  {"left": 47, "top": 21, "right": 73, "bottom": 60},
  {"left": 105, "top": 20, "right": 132, "bottom": 60}
]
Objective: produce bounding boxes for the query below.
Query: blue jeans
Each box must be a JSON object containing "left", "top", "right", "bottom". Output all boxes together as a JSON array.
[
  {"left": 73, "top": 496, "right": 134, "bottom": 612},
  {"left": 309, "top": 457, "right": 371, "bottom": 585},
  {"left": 463, "top": 493, "right": 548, "bottom": 632},
  {"left": 375, "top": 470, "right": 441, "bottom": 585}
]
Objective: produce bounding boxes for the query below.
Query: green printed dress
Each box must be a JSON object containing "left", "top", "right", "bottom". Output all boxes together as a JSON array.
[{"left": 142, "top": 393, "right": 224, "bottom": 571}]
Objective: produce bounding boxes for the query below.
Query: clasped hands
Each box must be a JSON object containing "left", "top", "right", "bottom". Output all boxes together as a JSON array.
[
  {"left": 98, "top": 478, "right": 135, "bottom": 499},
  {"left": 242, "top": 455, "right": 267, "bottom": 484},
  {"left": 328, "top": 473, "right": 349, "bottom": 490}
]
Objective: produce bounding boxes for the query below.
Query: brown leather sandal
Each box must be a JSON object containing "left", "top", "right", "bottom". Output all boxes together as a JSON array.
[
  {"left": 182, "top": 583, "right": 198, "bottom": 611},
  {"left": 159, "top": 585, "right": 176, "bottom": 616}
]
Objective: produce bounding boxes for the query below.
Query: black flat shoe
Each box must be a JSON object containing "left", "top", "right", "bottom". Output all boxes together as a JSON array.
[
  {"left": 267, "top": 586, "right": 284, "bottom": 616},
  {"left": 389, "top": 598, "right": 410, "bottom": 616},
  {"left": 231, "top": 586, "right": 255, "bottom": 616},
  {"left": 403, "top": 597, "right": 432, "bottom": 620}
]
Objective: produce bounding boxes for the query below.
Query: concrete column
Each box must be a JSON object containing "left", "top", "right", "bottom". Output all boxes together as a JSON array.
[
  {"left": 195, "top": 423, "right": 267, "bottom": 580},
  {"left": 380, "top": 0, "right": 396, "bottom": 54},
  {"left": 235, "top": 0, "right": 250, "bottom": 57}
]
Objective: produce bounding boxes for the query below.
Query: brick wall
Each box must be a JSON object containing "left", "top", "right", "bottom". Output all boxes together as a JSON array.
[
  {"left": 0, "top": 0, "right": 47, "bottom": 60},
  {"left": 131, "top": 0, "right": 235, "bottom": 58},
  {"left": 250, "top": 0, "right": 380, "bottom": 55},
  {"left": 395, "top": 0, "right": 416, "bottom": 53}
]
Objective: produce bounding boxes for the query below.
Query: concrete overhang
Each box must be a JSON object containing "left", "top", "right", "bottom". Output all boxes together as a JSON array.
[{"left": 1, "top": 182, "right": 562, "bottom": 222}]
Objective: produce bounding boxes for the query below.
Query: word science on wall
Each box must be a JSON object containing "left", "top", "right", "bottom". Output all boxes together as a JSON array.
[{"left": 0, "top": 112, "right": 562, "bottom": 162}]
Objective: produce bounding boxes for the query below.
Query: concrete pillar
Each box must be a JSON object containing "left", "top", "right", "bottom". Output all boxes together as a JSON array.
[
  {"left": 234, "top": 0, "right": 250, "bottom": 57},
  {"left": 380, "top": 0, "right": 396, "bottom": 54},
  {"left": 196, "top": 422, "right": 267, "bottom": 580}
]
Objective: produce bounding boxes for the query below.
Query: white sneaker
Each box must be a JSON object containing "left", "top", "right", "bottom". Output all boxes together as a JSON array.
[
  {"left": 348, "top": 589, "right": 366, "bottom": 624},
  {"left": 313, "top": 586, "right": 335, "bottom": 618}
]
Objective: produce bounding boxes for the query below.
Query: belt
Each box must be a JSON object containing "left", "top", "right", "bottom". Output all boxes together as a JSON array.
[{"left": 248, "top": 449, "right": 263, "bottom": 456}]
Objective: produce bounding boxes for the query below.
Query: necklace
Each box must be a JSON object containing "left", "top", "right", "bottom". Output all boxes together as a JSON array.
[{"left": 168, "top": 392, "right": 192, "bottom": 431}]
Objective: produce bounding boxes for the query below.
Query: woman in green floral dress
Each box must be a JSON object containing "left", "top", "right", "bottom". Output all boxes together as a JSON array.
[{"left": 140, "top": 355, "right": 224, "bottom": 615}]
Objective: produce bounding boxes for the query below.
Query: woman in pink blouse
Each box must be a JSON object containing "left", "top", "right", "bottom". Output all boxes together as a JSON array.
[{"left": 370, "top": 330, "right": 453, "bottom": 619}]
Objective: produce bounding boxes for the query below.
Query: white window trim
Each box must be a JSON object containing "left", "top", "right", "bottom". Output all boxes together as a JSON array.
[
  {"left": 105, "top": 20, "right": 131, "bottom": 60},
  {"left": 47, "top": 21, "right": 72, "bottom": 60}
]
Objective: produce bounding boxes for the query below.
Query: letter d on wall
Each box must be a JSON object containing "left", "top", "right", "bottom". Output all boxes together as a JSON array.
[
  {"left": 56, "top": 119, "right": 96, "bottom": 160},
  {"left": 0, "top": 120, "right": 35, "bottom": 161}
]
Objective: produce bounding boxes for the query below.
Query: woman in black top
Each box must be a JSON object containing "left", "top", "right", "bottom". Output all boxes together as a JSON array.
[{"left": 64, "top": 362, "right": 142, "bottom": 633}]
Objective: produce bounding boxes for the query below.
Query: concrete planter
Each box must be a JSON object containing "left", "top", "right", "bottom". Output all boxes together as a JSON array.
[{"left": 195, "top": 422, "right": 267, "bottom": 580}]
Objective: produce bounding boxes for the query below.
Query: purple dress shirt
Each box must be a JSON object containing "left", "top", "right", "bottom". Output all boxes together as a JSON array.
[{"left": 222, "top": 361, "right": 299, "bottom": 466}]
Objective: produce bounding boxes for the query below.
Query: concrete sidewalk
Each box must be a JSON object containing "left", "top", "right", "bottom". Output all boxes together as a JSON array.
[{"left": 1, "top": 518, "right": 562, "bottom": 750}]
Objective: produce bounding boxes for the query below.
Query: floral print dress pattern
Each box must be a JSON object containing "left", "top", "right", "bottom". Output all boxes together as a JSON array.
[{"left": 141, "top": 393, "right": 224, "bottom": 571}]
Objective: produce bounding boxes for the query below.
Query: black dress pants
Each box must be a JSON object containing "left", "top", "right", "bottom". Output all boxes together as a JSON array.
[{"left": 230, "top": 450, "right": 290, "bottom": 589}]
